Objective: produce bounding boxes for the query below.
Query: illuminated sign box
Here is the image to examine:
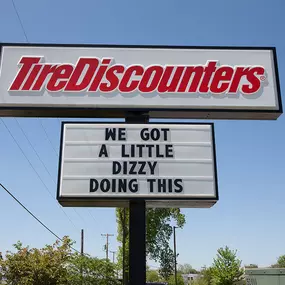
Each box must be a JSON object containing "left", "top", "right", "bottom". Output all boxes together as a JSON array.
[
  {"left": 0, "top": 44, "right": 282, "bottom": 119},
  {"left": 57, "top": 122, "right": 218, "bottom": 208}
]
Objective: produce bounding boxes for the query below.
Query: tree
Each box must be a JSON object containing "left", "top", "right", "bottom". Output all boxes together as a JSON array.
[
  {"left": 271, "top": 255, "right": 285, "bottom": 268},
  {"left": 200, "top": 266, "right": 214, "bottom": 285},
  {"left": 178, "top": 263, "right": 198, "bottom": 274},
  {"left": 116, "top": 207, "right": 185, "bottom": 280},
  {"left": 0, "top": 237, "right": 72, "bottom": 285},
  {"left": 192, "top": 278, "right": 209, "bottom": 285},
  {"left": 158, "top": 246, "right": 175, "bottom": 280},
  {"left": 211, "top": 246, "right": 244, "bottom": 285},
  {"left": 0, "top": 237, "right": 120, "bottom": 285},
  {"left": 146, "top": 270, "right": 160, "bottom": 282},
  {"left": 167, "top": 273, "right": 185, "bottom": 285},
  {"left": 68, "top": 253, "right": 120, "bottom": 285},
  {"left": 244, "top": 264, "right": 258, "bottom": 269},
  {"left": 277, "top": 255, "right": 285, "bottom": 268},
  {"left": 116, "top": 208, "right": 129, "bottom": 284}
]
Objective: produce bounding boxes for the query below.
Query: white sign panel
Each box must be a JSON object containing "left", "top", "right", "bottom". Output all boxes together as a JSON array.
[
  {"left": 57, "top": 123, "right": 218, "bottom": 208},
  {"left": 0, "top": 44, "right": 282, "bottom": 119}
]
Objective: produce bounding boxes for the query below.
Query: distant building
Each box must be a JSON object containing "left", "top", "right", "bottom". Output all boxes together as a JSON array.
[{"left": 182, "top": 273, "right": 201, "bottom": 284}]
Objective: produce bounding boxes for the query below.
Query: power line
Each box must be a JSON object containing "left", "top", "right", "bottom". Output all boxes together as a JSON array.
[
  {"left": 37, "top": 118, "right": 87, "bottom": 223},
  {"left": 38, "top": 118, "right": 59, "bottom": 157},
  {"left": 10, "top": 0, "right": 29, "bottom": 42},
  {"left": 15, "top": 118, "right": 84, "bottom": 222},
  {"left": 1, "top": 118, "right": 54, "bottom": 199},
  {"left": 57, "top": 118, "right": 98, "bottom": 225},
  {"left": 73, "top": 208, "right": 86, "bottom": 223},
  {"left": 88, "top": 209, "right": 97, "bottom": 223},
  {"left": 0, "top": 183, "right": 80, "bottom": 254},
  {"left": 15, "top": 118, "right": 57, "bottom": 185},
  {"left": 0, "top": 118, "right": 78, "bottom": 231},
  {"left": 4, "top": 3, "right": 91, "bottom": 252},
  {"left": 15, "top": 118, "right": 83, "bottom": 227}
]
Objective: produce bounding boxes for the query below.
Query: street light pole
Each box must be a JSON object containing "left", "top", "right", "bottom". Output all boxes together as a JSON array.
[
  {"left": 110, "top": 251, "right": 116, "bottom": 263},
  {"left": 173, "top": 226, "right": 178, "bottom": 285}
]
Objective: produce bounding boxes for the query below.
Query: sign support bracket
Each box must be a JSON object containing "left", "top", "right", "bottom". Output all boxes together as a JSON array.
[{"left": 126, "top": 111, "right": 149, "bottom": 285}]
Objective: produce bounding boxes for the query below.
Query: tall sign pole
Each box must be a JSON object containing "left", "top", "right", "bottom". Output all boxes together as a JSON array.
[{"left": 126, "top": 112, "right": 149, "bottom": 285}]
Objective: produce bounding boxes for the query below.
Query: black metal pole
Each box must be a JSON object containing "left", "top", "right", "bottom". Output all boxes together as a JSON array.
[
  {"left": 126, "top": 111, "right": 148, "bottom": 285},
  {"left": 129, "top": 200, "right": 146, "bottom": 285},
  {"left": 173, "top": 226, "right": 178, "bottom": 285}
]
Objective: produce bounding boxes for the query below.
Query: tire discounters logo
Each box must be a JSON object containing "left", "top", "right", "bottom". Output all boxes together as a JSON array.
[
  {"left": 0, "top": 45, "right": 282, "bottom": 119},
  {"left": 9, "top": 56, "right": 266, "bottom": 95}
]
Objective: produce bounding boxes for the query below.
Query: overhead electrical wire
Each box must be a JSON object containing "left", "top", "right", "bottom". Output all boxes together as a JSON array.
[
  {"left": 37, "top": 119, "right": 88, "bottom": 223},
  {"left": 57, "top": 118, "right": 97, "bottom": 223},
  {"left": 10, "top": 0, "right": 29, "bottom": 42},
  {"left": 9, "top": 0, "right": 96, "bottom": 236},
  {"left": 0, "top": 118, "right": 79, "bottom": 231},
  {"left": 16, "top": 118, "right": 86, "bottom": 224},
  {"left": 38, "top": 118, "right": 60, "bottom": 157},
  {"left": 88, "top": 210, "right": 97, "bottom": 223},
  {"left": 15, "top": 119, "right": 58, "bottom": 185},
  {"left": 0, "top": 183, "right": 81, "bottom": 254},
  {"left": 8, "top": 0, "right": 92, "bottom": 253}
]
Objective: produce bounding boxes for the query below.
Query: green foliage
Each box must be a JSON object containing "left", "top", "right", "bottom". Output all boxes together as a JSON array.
[
  {"left": 199, "top": 267, "right": 214, "bottom": 285},
  {"left": 271, "top": 255, "right": 285, "bottom": 268},
  {"left": 158, "top": 246, "right": 175, "bottom": 280},
  {"left": 167, "top": 273, "right": 185, "bottom": 285},
  {"left": 116, "top": 208, "right": 129, "bottom": 282},
  {"left": 244, "top": 264, "right": 258, "bottom": 268},
  {"left": 277, "top": 255, "right": 285, "bottom": 268},
  {"left": 178, "top": 263, "right": 198, "bottom": 274},
  {"left": 146, "top": 270, "right": 161, "bottom": 282},
  {"left": 146, "top": 208, "right": 185, "bottom": 261},
  {"left": 0, "top": 237, "right": 120, "bottom": 285},
  {"left": 0, "top": 236, "right": 72, "bottom": 285},
  {"left": 192, "top": 277, "right": 209, "bottom": 285},
  {"left": 68, "top": 253, "right": 120, "bottom": 285},
  {"left": 201, "top": 267, "right": 213, "bottom": 285},
  {"left": 116, "top": 207, "right": 186, "bottom": 280},
  {"left": 211, "top": 246, "right": 244, "bottom": 285}
]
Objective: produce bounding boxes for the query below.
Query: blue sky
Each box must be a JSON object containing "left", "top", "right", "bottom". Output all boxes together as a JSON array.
[{"left": 0, "top": 0, "right": 285, "bottom": 270}]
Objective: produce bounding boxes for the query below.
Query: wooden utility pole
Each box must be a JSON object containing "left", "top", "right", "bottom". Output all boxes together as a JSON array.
[{"left": 101, "top": 233, "right": 114, "bottom": 260}]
